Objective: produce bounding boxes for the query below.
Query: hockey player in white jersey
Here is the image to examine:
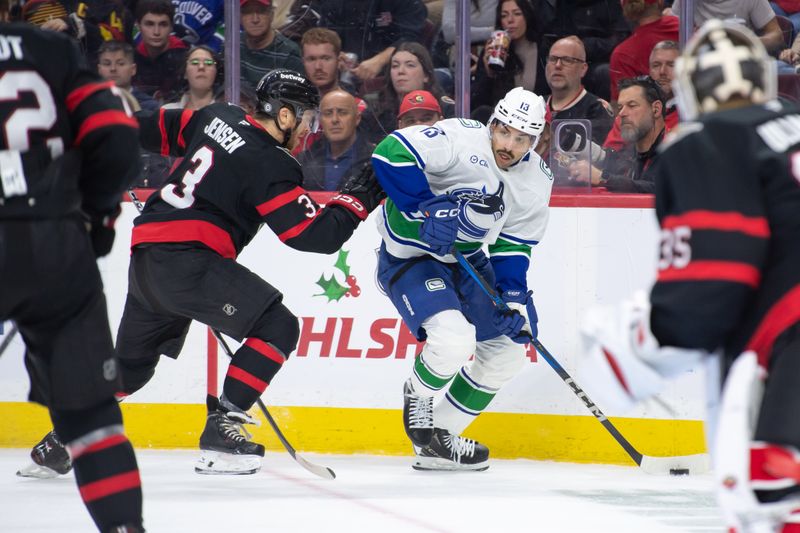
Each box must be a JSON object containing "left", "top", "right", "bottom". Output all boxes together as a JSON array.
[{"left": 371, "top": 87, "right": 553, "bottom": 471}]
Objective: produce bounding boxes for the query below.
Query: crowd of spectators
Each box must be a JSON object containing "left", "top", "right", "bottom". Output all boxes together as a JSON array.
[{"left": 4, "top": 0, "right": 800, "bottom": 193}]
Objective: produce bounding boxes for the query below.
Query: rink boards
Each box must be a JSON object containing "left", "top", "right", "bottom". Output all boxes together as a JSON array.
[{"left": 0, "top": 194, "right": 707, "bottom": 465}]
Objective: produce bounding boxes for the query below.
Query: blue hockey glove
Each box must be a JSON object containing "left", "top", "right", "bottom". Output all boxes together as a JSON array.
[
  {"left": 493, "top": 289, "right": 538, "bottom": 343},
  {"left": 418, "top": 194, "right": 460, "bottom": 256}
]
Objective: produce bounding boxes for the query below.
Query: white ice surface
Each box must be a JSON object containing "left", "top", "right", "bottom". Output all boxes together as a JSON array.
[{"left": 0, "top": 450, "right": 724, "bottom": 532}]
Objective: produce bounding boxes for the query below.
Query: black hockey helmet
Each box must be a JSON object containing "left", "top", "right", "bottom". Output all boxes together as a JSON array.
[
  {"left": 255, "top": 68, "right": 320, "bottom": 119},
  {"left": 674, "top": 19, "right": 776, "bottom": 120}
]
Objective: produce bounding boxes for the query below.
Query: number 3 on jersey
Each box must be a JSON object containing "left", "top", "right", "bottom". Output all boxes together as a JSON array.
[{"left": 161, "top": 145, "right": 214, "bottom": 208}]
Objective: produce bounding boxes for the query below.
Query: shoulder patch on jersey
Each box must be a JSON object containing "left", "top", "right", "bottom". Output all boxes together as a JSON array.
[
  {"left": 540, "top": 158, "right": 553, "bottom": 179},
  {"left": 441, "top": 95, "right": 455, "bottom": 105},
  {"left": 457, "top": 118, "right": 483, "bottom": 129},
  {"left": 660, "top": 122, "right": 704, "bottom": 152}
]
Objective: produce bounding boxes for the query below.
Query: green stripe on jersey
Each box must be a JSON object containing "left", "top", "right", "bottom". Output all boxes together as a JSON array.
[
  {"left": 374, "top": 135, "right": 418, "bottom": 166},
  {"left": 414, "top": 356, "right": 453, "bottom": 390},
  {"left": 488, "top": 238, "right": 531, "bottom": 257},
  {"left": 447, "top": 372, "right": 496, "bottom": 412}
]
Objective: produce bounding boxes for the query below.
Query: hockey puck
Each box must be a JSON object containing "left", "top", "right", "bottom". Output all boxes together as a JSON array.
[{"left": 670, "top": 468, "right": 690, "bottom": 476}]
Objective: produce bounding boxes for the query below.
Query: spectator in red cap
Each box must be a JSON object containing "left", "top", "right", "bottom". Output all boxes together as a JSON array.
[
  {"left": 240, "top": 0, "right": 304, "bottom": 88},
  {"left": 397, "top": 89, "right": 444, "bottom": 128},
  {"left": 609, "top": 0, "right": 678, "bottom": 102}
]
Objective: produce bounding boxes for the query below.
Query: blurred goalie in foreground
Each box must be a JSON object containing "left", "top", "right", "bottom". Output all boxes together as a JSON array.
[{"left": 579, "top": 19, "right": 800, "bottom": 533}]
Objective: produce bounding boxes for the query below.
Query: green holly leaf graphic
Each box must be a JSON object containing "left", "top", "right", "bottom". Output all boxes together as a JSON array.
[
  {"left": 333, "top": 249, "right": 350, "bottom": 277},
  {"left": 314, "top": 274, "right": 349, "bottom": 302}
]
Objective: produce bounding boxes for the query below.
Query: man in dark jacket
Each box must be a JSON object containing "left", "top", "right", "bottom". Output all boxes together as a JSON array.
[{"left": 300, "top": 89, "right": 375, "bottom": 190}]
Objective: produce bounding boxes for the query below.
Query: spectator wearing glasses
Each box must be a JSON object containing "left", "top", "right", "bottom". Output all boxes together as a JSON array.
[
  {"left": 609, "top": 0, "right": 678, "bottom": 102},
  {"left": 604, "top": 40, "right": 679, "bottom": 151},
  {"left": 570, "top": 76, "right": 665, "bottom": 193},
  {"left": 471, "top": 0, "right": 546, "bottom": 113},
  {"left": 163, "top": 45, "right": 222, "bottom": 110},
  {"left": 132, "top": 0, "right": 188, "bottom": 103},
  {"left": 397, "top": 90, "right": 444, "bottom": 128},
  {"left": 299, "top": 89, "right": 375, "bottom": 191},
  {"left": 240, "top": 0, "right": 304, "bottom": 88},
  {"left": 544, "top": 36, "right": 613, "bottom": 146}
]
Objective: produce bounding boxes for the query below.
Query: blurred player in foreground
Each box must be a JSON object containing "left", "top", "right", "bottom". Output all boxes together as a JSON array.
[
  {"left": 0, "top": 22, "right": 144, "bottom": 532},
  {"left": 580, "top": 20, "right": 800, "bottom": 532}
]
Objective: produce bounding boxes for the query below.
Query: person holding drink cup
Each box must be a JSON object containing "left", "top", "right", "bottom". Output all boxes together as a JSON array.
[{"left": 471, "top": 0, "right": 546, "bottom": 113}]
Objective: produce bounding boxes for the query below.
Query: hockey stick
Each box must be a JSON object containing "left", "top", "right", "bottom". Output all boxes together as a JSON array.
[
  {"left": 210, "top": 329, "right": 336, "bottom": 480},
  {"left": 126, "top": 188, "right": 336, "bottom": 480},
  {"left": 451, "top": 249, "right": 709, "bottom": 475},
  {"left": 0, "top": 323, "right": 18, "bottom": 359}
]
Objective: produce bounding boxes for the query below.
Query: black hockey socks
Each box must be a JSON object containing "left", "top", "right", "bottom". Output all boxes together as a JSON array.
[
  {"left": 51, "top": 400, "right": 143, "bottom": 532},
  {"left": 223, "top": 338, "right": 287, "bottom": 410}
]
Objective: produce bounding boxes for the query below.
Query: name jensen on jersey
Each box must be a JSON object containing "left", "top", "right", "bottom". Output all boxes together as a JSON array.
[{"left": 203, "top": 117, "right": 246, "bottom": 153}]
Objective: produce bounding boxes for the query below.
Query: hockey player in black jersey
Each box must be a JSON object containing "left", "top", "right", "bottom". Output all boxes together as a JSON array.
[
  {"left": 580, "top": 20, "right": 800, "bottom": 532},
  {"left": 121, "top": 68, "right": 380, "bottom": 475},
  {"left": 0, "top": 23, "right": 144, "bottom": 532}
]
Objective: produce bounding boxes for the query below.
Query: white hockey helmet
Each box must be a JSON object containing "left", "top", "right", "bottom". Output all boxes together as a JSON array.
[
  {"left": 673, "top": 19, "right": 776, "bottom": 121},
  {"left": 489, "top": 87, "right": 546, "bottom": 145}
]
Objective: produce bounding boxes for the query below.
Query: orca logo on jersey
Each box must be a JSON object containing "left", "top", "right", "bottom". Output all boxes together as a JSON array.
[{"left": 450, "top": 183, "right": 506, "bottom": 240}]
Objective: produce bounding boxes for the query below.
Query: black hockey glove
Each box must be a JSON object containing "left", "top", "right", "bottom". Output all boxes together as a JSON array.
[
  {"left": 328, "top": 163, "right": 386, "bottom": 221},
  {"left": 86, "top": 209, "right": 119, "bottom": 258}
]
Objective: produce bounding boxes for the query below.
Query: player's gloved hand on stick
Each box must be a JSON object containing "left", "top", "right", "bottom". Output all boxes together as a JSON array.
[
  {"left": 493, "top": 289, "right": 537, "bottom": 343},
  {"left": 328, "top": 163, "right": 386, "bottom": 220},
  {"left": 418, "top": 194, "right": 460, "bottom": 256}
]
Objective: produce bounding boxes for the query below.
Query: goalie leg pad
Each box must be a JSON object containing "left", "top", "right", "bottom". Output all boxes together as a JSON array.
[{"left": 714, "top": 352, "right": 800, "bottom": 532}]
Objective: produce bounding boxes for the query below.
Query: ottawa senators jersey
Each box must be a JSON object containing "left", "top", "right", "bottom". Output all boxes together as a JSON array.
[
  {"left": 650, "top": 99, "right": 800, "bottom": 366},
  {"left": 133, "top": 103, "right": 362, "bottom": 258},
  {"left": 0, "top": 22, "right": 139, "bottom": 220}
]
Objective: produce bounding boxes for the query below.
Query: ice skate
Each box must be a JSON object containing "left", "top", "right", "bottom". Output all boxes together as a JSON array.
[
  {"left": 403, "top": 379, "right": 434, "bottom": 447},
  {"left": 195, "top": 403, "right": 265, "bottom": 475},
  {"left": 17, "top": 431, "right": 72, "bottom": 479},
  {"left": 412, "top": 428, "right": 489, "bottom": 472}
]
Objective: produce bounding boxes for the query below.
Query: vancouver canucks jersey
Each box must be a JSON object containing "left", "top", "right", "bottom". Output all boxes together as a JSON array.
[{"left": 372, "top": 117, "right": 553, "bottom": 292}]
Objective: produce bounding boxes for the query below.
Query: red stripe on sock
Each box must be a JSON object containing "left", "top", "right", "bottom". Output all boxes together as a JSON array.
[
  {"left": 227, "top": 365, "right": 267, "bottom": 393},
  {"left": 71, "top": 434, "right": 128, "bottom": 460},
  {"left": 244, "top": 338, "right": 285, "bottom": 365},
  {"left": 79, "top": 470, "right": 141, "bottom": 503}
]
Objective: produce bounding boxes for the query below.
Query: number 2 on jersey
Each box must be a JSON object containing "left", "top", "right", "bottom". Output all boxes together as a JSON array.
[{"left": 161, "top": 145, "right": 214, "bottom": 208}]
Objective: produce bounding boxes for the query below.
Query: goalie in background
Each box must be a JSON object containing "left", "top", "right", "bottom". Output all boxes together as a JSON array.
[{"left": 579, "top": 19, "right": 800, "bottom": 532}]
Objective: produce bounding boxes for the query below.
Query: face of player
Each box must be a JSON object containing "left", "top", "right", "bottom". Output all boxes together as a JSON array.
[
  {"left": 185, "top": 49, "right": 217, "bottom": 93},
  {"left": 320, "top": 93, "right": 360, "bottom": 144},
  {"left": 490, "top": 122, "right": 533, "bottom": 169},
  {"left": 303, "top": 43, "right": 339, "bottom": 91},
  {"left": 618, "top": 86, "right": 657, "bottom": 143},
  {"left": 241, "top": 2, "right": 273, "bottom": 41},
  {"left": 139, "top": 13, "right": 172, "bottom": 51},
  {"left": 98, "top": 50, "right": 137, "bottom": 89},
  {"left": 545, "top": 39, "right": 587, "bottom": 93},
  {"left": 500, "top": 0, "right": 526, "bottom": 41},
  {"left": 649, "top": 48, "right": 678, "bottom": 99},
  {"left": 398, "top": 109, "right": 442, "bottom": 128},
  {"left": 390, "top": 51, "right": 429, "bottom": 96}
]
